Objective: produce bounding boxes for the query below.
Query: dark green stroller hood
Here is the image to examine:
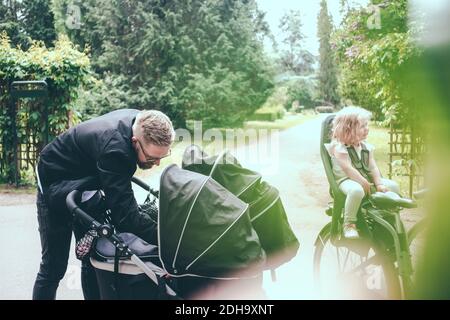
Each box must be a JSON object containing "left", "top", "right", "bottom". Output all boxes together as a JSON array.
[
  {"left": 158, "top": 164, "right": 266, "bottom": 279},
  {"left": 181, "top": 145, "right": 262, "bottom": 199},
  {"left": 182, "top": 145, "right": 300, "bottom": 270}
]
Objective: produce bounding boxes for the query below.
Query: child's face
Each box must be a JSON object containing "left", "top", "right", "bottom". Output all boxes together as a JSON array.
[{"left": 357, "top": 119, "right": 369, "bottom": 141}]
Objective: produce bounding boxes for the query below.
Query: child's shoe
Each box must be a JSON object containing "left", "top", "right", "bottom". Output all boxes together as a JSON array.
[{"left": 343, "top": 224, "right": 360, "bottom": 239}]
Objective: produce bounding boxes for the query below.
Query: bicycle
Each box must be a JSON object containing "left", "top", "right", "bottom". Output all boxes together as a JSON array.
[{"left": 313, "top": 114, "right": 426, "bottom": 299}]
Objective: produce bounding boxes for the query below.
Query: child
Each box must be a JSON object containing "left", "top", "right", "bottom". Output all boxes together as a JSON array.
[{"left": 326, "top": 106, "right": 400, "bottom": 239}]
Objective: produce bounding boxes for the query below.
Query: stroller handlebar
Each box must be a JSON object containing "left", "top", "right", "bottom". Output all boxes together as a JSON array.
[
  {"left": 131, "top": 176, "right": 159, "bottom": 198},
  {"left": 66, "top": 190, "right": 130, "bottom": 252},
  {"left": 65, "top": 188, "right": 176, "bottom": 296},
  {"left": 66, "top": 190, "right": 102, "bottom": 229},
  {"left": 66, "top": 176, "right": 157, "bottom": 229}
]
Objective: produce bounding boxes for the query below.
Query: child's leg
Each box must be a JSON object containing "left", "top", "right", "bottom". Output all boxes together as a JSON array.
[
  {"left": 380, "top": 178, "right": 400, "bottom": 194},
  {"left": 339, "top": 179, "right": 365, "bottom": 224}
]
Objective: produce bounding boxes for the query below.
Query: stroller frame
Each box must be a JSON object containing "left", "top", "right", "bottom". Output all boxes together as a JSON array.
[{"left": 66, "top": 177, "right": 178, "bottom": 299}]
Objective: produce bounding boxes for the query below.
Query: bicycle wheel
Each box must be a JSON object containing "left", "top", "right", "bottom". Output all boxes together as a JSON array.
[{"left": 313, "top": 223, "right": 401, "bottom": 299}]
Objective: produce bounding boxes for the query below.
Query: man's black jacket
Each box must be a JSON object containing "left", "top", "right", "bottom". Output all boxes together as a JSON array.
[{"left": 37, "top": 109, "right": 157, "bottom": 244}]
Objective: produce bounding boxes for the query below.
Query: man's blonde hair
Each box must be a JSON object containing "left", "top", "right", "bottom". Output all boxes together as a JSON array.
[
  {"left": 332, "top": 106, "right": 372, "bottom": 146},
  {"left": 133, "top": 110, "right": 175, "bottom": 146}
]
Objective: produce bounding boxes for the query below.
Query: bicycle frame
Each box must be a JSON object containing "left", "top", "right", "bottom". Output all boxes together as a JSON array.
[{"left": 364, "top": 209, "right": 414, "bottom": 299}]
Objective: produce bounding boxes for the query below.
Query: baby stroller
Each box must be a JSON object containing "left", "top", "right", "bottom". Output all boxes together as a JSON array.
[{"left": 66, "top": 147, "right": 299, "bottom": 299}]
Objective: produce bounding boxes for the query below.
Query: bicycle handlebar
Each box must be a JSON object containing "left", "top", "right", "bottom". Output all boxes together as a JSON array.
[{"left": 413, "top": 188, "right": 428, "bottom": 200}]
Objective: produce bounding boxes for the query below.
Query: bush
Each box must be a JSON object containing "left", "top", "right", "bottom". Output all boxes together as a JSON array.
[
  {"left": 333, "top": 0, "right": 421, "bottom": 126},
  {"left": 284, "top": 78, "right": 318, "bottom": 110},
  {"left": 250, "top": 91, "right": 287, "bottom": 121},
  {"left": 0, "top": 32, "right": 91, "bottom": 183},
  {"left": 250, "top": 107, "right": 285, "bottom": 121}
]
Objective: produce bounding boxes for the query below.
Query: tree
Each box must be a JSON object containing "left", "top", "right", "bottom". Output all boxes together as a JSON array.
[
  {"left": 0, "top": 0, "right": 56, "bottom": 48},
  {"left": 53, "top": 0, "right": 274, "bottom": 128},
  {"left": 317, "top": 0, "right": 339, "bottom": 105},
  {"left": 21, "top": 0, "right": 56, "bottom": 48},
  {"left": 0, "top": 0, "right": 26, "bottom": 47},
  {"left": 0, "top": 33, "right": 91, "bottom": 183},
  {"left": 333, "top": 0, "right": 419, "bottom": 124},
  {"left": 279, "top": 10, "right": 315, "bottom": 75}
]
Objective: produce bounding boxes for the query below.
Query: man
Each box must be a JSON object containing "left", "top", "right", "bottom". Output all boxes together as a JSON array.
[{"left": 33, "top": 109, "right": 175, "bottom": 300}]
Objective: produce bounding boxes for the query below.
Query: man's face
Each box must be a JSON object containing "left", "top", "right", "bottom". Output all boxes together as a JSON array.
[{"left": 132, "top": 138, "right": 171, "bottom": 170}]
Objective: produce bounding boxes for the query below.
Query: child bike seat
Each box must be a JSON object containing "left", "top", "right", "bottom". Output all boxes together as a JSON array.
[{"left": 370, "top": 191, "right": 417, "bottom": 210}]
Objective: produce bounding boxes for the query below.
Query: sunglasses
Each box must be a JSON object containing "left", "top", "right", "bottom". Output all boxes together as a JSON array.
[{"left": 136, "top": 139, "right": 171, "bottom": 163}]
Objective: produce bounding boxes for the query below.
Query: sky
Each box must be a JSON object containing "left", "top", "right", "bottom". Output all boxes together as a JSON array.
[{"left": 256, "top": 0, "right": 369, "bottom": 57}]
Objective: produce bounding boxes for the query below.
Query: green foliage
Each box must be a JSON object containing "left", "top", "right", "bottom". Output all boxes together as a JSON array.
[
  {"left": 0, "top": 0, "right": 56, "bottom": 49},
  {"left": 333, "top": 0, "right": 421, "bottom": 126},
  {"left": 0, "top": 0, "right": 26, "bottom": 46},
  {"left": 284, "top": 78, "right": 318, "bottom": 110},
  {"left": 317, "top": 0, "right": 339, "bottom": 105},
  {"left": 54, "top": 0, "right": 274, "bottom": 129},
  {"left": 21, "top": 0, "right": 57, "bottom": 48},
  {"left": 278, "top": 10, "right": 315, "bottom": 75},
  {"left": 251, "top": 89, "right": 287, "bottom": 121},
  {"left": 0, "top": 32, "right": 91, "bottom": 183}
]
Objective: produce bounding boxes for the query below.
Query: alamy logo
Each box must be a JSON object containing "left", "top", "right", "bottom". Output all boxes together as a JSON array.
[
  {"left": 175, "top": 122, "right": 280, "bottom": 176},
  {"left": 65, "top": 264, "right": 82, "bottom": 290},
  {"left": 366, "top": 266, "right": 383, "bottom": 290},
  {"left": 367, "top": 5, "right": 382, "bottom": 30},
  {"left": 65, "top": 2, "right": 82, "bottom": 30}
]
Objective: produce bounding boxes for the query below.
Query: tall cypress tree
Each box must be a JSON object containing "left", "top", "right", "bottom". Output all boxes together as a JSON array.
[
  {"left": 22, "top": 0, "right": 56, "bottom": 48},
  {"left": 0, "top": 0, "right": 56, "bottom": 48},
  {"left": 317, "top": 0, "right": 339, "bottom": 105},
  {"left": 0, "top": 0, "right": 26, "bottom": 46}
]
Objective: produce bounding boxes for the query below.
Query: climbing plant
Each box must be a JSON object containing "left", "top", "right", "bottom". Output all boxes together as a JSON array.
[
  {"left": 333, "top": 0, "right": 425, "bottom": 194},
  {"left": 0, "top": 32, "right": 91, "bottom": 184}
]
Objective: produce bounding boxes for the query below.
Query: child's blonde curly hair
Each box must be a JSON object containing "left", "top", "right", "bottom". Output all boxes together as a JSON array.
[{"left": 332, "top": 106, "right": 372, "bottom": 146}]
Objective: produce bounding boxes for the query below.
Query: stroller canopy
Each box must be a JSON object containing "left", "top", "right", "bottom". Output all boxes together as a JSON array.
[
  {"left": 158, "top": 164, "right": 266, "bottom": 279},
  {"left": 181, "top": 145, "right": 262, "bottom": 200},
  {"left": 182, "top": 145, "right": 300, "bottom": 270}
]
